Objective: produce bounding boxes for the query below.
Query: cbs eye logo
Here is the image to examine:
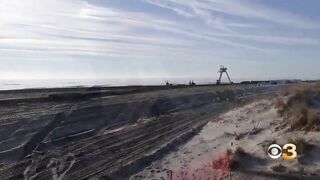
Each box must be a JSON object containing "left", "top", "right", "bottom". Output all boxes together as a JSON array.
[{"left": 267, "top": 144, "right": 297, "bottom": 160}]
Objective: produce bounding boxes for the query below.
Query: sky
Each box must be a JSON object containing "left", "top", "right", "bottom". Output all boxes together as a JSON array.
[{"left": 0, "top": 0, "right": 320, "bottom": 82}]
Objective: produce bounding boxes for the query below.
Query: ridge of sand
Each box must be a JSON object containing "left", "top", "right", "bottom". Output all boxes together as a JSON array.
[{"left": 131, "top": 97, "right": 320, "bottom": 179}]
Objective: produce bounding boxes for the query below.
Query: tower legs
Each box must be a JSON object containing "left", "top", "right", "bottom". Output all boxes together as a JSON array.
[
  {"left": 216, "top": 71, "right": 233, "bottom": 84},
  {"left": 217, "top": 72, "right": 223, "bottom": 84},
  {"left": 225, "top": 71, "right": 233, "bottom": 84}
]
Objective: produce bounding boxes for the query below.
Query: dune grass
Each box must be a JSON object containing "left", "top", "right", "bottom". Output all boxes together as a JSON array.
[{"left": 275, "top": 83, "right": 320, "bottom": 131}]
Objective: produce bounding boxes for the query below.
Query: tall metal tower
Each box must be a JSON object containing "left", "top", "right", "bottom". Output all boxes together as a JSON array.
[{"left": 216, "top": 65, "right": 233, "bottom": 84}]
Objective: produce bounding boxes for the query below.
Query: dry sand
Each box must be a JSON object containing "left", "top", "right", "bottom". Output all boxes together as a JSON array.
[
  {"left": 131, "top": 95, "right": 320, "bottom": 180},
  {"left": 0, "top": 84, "right": 296, "bottom": 179}
]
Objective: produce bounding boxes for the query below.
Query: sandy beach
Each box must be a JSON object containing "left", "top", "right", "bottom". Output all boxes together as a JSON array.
[
  {"left": 132, "top": 83, "right": 320, "bottom": 180},
  {"left": 2, "top": 0, "right": 319, "bottom": 179},
  {"left": 0, "top": 83, "right": 306, "bottom": 179}
]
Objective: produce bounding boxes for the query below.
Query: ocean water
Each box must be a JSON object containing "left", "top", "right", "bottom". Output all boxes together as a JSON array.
[{"left": 0, "top": 78, "right": 228, "bottom": 90}]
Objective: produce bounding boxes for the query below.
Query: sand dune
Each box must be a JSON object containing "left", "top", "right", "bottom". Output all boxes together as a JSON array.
[
  {"left": 0, "top": 84, "right": 286, "bottom": 179},
  {"left": 132, "top": 85, "right": 320, "bottom": 180}
]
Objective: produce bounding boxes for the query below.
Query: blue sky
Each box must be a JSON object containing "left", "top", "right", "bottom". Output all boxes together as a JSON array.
[{"left": 0, "top": 0, "right": 320, "bottom": 81}]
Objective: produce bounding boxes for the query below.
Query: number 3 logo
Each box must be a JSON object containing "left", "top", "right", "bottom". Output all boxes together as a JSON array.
[{"left": 282, "top": 143, "right": 297, "bottom": 160}]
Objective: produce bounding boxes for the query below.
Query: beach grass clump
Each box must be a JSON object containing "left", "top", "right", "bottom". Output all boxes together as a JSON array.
[
  {"left": 275, "top": 83, "right": 320, "bottom": 131},
  {"left": 230, "top": 147, "right": 248, "bottom": 170}
]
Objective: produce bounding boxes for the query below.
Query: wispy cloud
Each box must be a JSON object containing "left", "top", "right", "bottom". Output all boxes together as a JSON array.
[
  {"left": 144, "top": 0, "right": 319, "bottom": 29},
  {"left": 1, "top": 0, "right": 319, "bottom": 61},
  {"left": 0, "top": 0, "right": 319, "bottom": 80}
]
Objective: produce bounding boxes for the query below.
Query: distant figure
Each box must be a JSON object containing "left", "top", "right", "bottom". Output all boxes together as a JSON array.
[
  {"left": 189, "top": 80, "right": 196, "bottom": 86},
  {"left": 165, "top": 80, "right": 172, "bottom": 87}
]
